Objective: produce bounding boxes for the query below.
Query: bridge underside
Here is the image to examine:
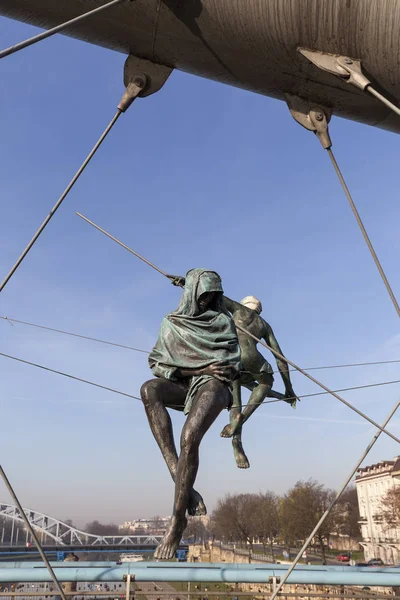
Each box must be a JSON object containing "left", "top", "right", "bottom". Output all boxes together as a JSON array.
[{"left": 1, "top": 0, "right": 400, "bottom": 132}]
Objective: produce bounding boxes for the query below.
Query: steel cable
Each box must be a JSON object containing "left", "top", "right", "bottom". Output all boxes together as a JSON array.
[
  {"left": 0, "top": 0, "right": 130, "bottom": 60},
  {"left": 327, "top": 148, "right": 399, "bottom": 318},
  {"left": 1, "top": 350, "right": 400, "bottom": 411},
  {"left": 0, "top": 111, "right": 122, "bottom": 293},
  {"left": 0, "top": 466, "right": 68, "bottom": 600},
  {"left": 367, "top": 86, "right": 400, "bottom": 118},
  {"left": 2, "top": 315, "right": 399, "bottom": 373},
  {"left": 237, "top": 324, "right": 400, "bottom": 443},
  {"left": 268, "top": 398, "right": 400, "bottom": 600},
  {"left": 76, "top": 213, "right": 400, "bottom": 442}
]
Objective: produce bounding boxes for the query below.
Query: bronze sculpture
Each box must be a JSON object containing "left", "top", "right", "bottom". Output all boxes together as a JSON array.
[
  {"left": 140, "top": 269, "right": 241, "bottom": 559},
  {"left": 141, "top": 271, "right": 298, "bottom": 557},
  {"left": 222, "top": 296, "right": 299, "bottom": 469}
]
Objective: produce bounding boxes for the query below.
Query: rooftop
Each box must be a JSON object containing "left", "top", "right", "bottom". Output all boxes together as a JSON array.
[{"left": 356, "top": 456, "right": 400, "bottom": 479}]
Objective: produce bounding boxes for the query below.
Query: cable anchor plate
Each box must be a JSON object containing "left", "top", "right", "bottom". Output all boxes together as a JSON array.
[
  {"left": 298, "top": 48, "right": 371, "bottom": 91},
  {"left": 284, "top": 94, "right": 332, "bottom": 149}
]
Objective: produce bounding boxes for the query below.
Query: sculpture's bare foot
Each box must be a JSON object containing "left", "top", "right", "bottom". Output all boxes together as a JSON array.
[
  {"left": 188, "top": 489, "right": 207, "bottom": 517},
  {"left": 220, "top": 414, "right": 243, "bottom": 438},
  {"left": 232, "top": 438, "right": 250, "bottom": 469},
  {"left": 154, "top": 515, "right": 188, "bottom": 560}
]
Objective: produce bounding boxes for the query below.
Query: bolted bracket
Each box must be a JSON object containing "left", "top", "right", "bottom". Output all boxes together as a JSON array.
[
  {"left": 124, "top": 54, "right": 173, "bottom": 98},
  {"left": 285, "top": 93, "right": 332, "bottom": 149},
  {"left": 117, "top": 55, "right": 173, "bottom": 112},
  {"left": 298, "top": 48, "right": 371, "bottom": 92}
]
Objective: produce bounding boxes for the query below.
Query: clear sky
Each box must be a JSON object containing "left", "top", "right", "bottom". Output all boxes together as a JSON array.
[{"left": 0, "top": 15, "right": 399, "bottom": 529}]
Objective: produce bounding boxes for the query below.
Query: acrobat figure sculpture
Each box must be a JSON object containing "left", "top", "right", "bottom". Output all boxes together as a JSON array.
[
  {"left": 140, "top": 269, "right": 241, "bottom": 560},
  {"left": 221, "top": 295, "right": 298, "bottom": 469}
]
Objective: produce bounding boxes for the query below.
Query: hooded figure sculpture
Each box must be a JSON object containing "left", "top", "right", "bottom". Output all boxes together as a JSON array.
[
  {"left": 149, "top": 268, "right": 241, "bottom": 413},
  {"left": 141, "top": 269, "right": 241, "bottom": 560}
]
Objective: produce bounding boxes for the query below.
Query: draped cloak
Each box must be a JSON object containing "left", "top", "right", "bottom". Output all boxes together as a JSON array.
[{"left": 148, "top": 269, "right": 241, "bottom": 414}]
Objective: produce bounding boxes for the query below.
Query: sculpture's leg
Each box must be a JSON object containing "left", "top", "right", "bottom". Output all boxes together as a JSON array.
[
  {"left": 232, "top": 424, "right": 250, "bottom": 470},
  {"left": 220, "top": 379, "right": 242, "bottom": 438},
  {"left": 140, "top": 378, "right": 206, "bottom": 516},
  {"left": 232, "top": 387, "right": 287, "bottom": 468},
  {"left": 221, "top": 375, "right": 280, "bottom": 440},
  {"left": 240, "top": 374, "right": 275, "bottom": 425},
  {"left": 155, "top": 379, "right": 231, "bottom": 560},
  {"left": 221, "top": 375, "right": 287, "bottom": 469},
  {"left": 220, "top": 380, "right": 250, "bottom": 469},
  {"left": 220, "top": 379, "right": 259, "bottom": 439}
]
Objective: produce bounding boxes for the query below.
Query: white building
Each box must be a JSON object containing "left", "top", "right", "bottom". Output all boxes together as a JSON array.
[
  {"left": 118, "top": 517, "right": 170, "bottom": 534},
  {"left": 355, "top": 456, "right": 400, "bottom": 564}
]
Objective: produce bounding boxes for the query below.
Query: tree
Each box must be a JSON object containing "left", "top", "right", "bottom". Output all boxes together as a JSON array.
[
  {"left": 380, "top": 486, "right": 400, "bottom": 528},
  {"left": 252, "top": 493, "right": 280, "bottom": 559},
  {"left": 184, "top": 518, "right": 209, "bottom": 543},
  {"left": 334, "top": 486, "right": 361, "bottom": 540},
  {"left": 85, "top": 521, "right": 120, "bottom": 536},
  {"left": 280, "top": 479, "right": 336, "bottom": 564},
  {"left": 212, "top": 494, "right": 259, "bottom": 547}
]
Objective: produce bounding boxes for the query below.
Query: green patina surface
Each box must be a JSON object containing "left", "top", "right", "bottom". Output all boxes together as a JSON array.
[{"left": 149, "top": 269, "right": 241, "bottom": 413}]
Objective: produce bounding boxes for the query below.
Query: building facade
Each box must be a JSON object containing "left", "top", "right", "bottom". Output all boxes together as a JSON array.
[
  {"left": 118, "top": 517, "right": 169, "bottom": 535},
  {"left": 355, "top": 457, "right": 400, "bottom": 564}
]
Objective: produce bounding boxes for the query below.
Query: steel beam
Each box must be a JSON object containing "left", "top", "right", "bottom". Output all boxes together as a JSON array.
[
  {"left": 1, "top": 0, "right": 400, "bottom": 132},
  {"left": 0, "top": 563, "right": 399, "bottom": 586}
]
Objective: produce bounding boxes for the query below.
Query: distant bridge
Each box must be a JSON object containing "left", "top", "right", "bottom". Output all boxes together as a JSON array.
[
  {"left": 0, "top": 504, "right": 164, "bottom": 547},
  {"left": 0, "top": 544, "right": 188, "bottom": 560}
]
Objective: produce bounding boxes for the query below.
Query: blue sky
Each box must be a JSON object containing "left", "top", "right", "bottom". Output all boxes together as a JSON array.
[{"left": 0, "top": 16, "right": 399, "bottom": 528}]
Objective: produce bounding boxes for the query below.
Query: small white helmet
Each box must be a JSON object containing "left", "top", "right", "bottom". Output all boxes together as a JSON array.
[{"left": 240, "top": 296, "right": 262, "bottom": 314}]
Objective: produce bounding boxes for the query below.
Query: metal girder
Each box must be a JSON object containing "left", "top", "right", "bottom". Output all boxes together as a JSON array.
[{"left": 0, "top": 504, "right": 163, "bottom": 547}]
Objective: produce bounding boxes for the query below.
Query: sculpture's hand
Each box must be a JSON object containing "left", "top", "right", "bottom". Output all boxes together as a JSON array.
[
  {"left": 166, "top": 274, "right": 186, "bottom": 288},
  {"left": 284, "top": 388, "right": 299, "bottom": 407},
  {"left": 201, "top": 361, "right": 234, "bottom": 383}
]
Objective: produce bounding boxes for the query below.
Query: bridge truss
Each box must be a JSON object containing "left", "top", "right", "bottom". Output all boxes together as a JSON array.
[{"left": 0, "top": 504, "right": 163, "bottom": 546}]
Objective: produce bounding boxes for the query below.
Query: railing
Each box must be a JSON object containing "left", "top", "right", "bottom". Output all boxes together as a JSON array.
[
  {"left": 220, "top": 545, "right": 273, "bottom": 562},
  {"left": 0, "top": 562, "right": 399, "bottom": 585}
]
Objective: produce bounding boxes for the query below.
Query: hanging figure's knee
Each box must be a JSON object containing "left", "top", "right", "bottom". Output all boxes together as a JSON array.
[
  {"left": 258, "top": 371, "right": 274, "bottom": 388},
  {"left": 140, "top": 379, "right": 159, "bottom": 403}
]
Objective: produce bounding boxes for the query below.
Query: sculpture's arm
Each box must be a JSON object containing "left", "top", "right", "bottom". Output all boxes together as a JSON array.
[
  {"left": 223, "top": 295, "right": 242, "bottom": 314},
  {"left": 167, "top": 274, "right": 186, "bottom": 288},
  {"left": 264, "top": 324, "right": 299, "bottom": 407}
]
